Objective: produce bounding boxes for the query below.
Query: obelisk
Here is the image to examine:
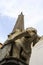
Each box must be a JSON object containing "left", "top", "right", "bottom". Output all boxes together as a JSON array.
[{"left": 12, "top": 12, "right": 24, "bottom": 33}]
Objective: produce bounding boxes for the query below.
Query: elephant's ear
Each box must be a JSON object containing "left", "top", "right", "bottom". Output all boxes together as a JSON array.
[{"left": 0, "top": 44, "right": 11, "bottom": 61}]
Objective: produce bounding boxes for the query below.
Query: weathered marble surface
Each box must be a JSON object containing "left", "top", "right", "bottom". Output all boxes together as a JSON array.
[{"left": 0, "top": 44, "right": 11, "bottom": 61}]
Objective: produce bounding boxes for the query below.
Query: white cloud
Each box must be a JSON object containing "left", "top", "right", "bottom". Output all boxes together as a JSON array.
[{"left": 0, "top": 0, "right": 43, "bottom": 35}]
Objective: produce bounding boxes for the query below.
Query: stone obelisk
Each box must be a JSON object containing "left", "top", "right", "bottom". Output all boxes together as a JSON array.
[{"left": 12, "top": 12, "right": 24, "bottom": 33}]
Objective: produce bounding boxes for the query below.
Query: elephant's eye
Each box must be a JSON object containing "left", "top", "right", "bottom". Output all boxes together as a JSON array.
[{"left": 32, "top": 30, "right": 36, "bottom": 34}]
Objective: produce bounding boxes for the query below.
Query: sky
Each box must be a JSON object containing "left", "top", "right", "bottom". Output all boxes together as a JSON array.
[{"left": 0, "top": 0, "right": 43, "bottom": 43}]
